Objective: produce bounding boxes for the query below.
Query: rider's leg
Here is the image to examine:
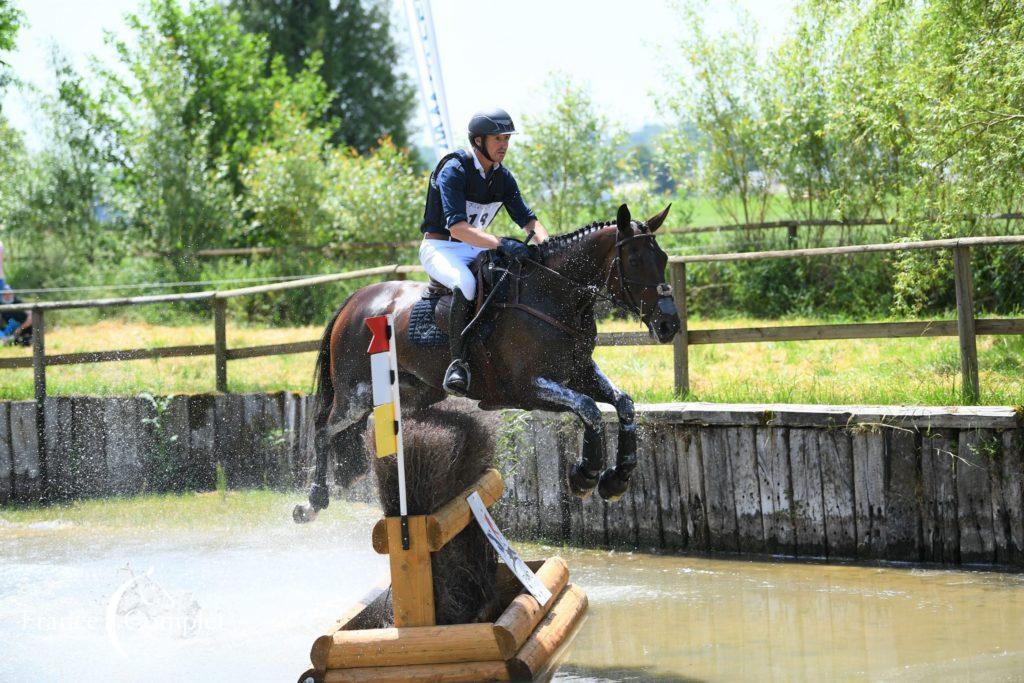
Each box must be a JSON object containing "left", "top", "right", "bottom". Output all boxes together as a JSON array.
[
  {"left": 443, "top": 288, "right": 474, "bottom": 395},
  {"left": 418, "top": 239, "right": 483, "bottom": 396}
]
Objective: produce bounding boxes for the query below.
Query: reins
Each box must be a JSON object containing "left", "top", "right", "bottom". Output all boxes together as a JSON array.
[{"left": 525, "top": 223, "right": 672, "bottom": 321}]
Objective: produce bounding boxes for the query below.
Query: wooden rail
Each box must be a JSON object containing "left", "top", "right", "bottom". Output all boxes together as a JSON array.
[{"left": 2, "top": 234, "right": 1024, "bottom": 406}]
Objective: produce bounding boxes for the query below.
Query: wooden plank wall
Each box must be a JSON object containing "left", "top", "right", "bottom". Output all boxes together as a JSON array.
[
  {"left": 0, "top": 392, "right": 314, "bottom": 504},
  {"left": 1, "top": 394, "right": 1022, "bottom": 569},
  {"left": 494, "top": 409, "right": 1024, "bottom": 568}
]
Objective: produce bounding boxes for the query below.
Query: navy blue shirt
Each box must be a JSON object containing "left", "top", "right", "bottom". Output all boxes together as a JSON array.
[{"left": 420, "top": 149, "right": 537, "bottom": 236}]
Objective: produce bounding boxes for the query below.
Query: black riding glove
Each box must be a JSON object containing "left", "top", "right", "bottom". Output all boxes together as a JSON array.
[{"left": 498, "top": 237, "right": 531, "bottom": 261}]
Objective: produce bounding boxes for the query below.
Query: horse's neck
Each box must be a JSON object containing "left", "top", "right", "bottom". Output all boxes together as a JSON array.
[{"left": 545, "top": 227, "right": 616, "bottom": 287}]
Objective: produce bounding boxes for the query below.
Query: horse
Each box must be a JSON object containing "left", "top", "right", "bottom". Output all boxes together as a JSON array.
[{"left": 293, "top": 203, "right": 681, "bottom": 523}]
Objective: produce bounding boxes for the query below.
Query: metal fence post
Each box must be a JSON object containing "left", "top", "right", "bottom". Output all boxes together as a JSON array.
[
  {"left": 214, "top": 298, "right": 228, "bottom": 393},
  {"left": 671, "top": 262, "right": 689, "bottom": 398},
  {"left": 953, "top": 246, "right": 980, "bottom": 403}
]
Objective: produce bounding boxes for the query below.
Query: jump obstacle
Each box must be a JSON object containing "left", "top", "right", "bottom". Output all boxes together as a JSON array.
[{"left": 297, "top": 315, "right": 588, "bottom": 683}]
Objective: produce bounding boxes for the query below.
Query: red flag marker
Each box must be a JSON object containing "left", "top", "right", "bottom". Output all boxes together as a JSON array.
[{"left": 366, "top": 316, "right": 391, "bottom": 354}]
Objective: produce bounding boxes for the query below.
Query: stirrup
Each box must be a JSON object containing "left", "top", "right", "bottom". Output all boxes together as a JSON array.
[{"left": 443, "top": 359, "right": 471, "bottom": 396}]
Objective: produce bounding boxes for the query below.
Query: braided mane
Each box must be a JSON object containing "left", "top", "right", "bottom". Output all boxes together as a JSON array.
[{"left": 539, "top": 219, "right": 615, "bottom": 258}]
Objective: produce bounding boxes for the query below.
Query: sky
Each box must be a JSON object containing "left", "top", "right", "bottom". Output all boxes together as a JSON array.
[{"left": 1, "top": 0, "right": 795, "bottom": 150}]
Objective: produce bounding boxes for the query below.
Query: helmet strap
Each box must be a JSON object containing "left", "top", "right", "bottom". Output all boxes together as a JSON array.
[{"left": 472, "top": 135, "right": 494, "bottom": 163}]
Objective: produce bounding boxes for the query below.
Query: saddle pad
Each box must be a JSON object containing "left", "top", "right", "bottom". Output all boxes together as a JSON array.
[{"left": 408, "top": 297, "right": 448, "bottom": 347}]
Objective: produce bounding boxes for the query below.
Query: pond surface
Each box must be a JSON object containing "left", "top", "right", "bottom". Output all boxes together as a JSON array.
[{"left": 2, "top": 501, "right": 1024, "bottom": 682}]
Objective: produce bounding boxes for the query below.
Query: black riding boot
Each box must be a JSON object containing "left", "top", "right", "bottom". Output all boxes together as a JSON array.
[{"left": 442, "top": 290, "right": 473, "bottom": 396}]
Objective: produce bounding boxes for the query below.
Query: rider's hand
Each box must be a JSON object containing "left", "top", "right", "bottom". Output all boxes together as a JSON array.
[{"left": 498, "top": 237, "right": 531, "bottom": 261}]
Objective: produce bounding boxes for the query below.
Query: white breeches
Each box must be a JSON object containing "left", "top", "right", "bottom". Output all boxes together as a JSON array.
[{"left": 419, "top": 239, "right": 486, "bottom": 300}]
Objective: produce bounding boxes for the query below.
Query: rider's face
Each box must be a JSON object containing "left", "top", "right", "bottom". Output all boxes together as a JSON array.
[{"left": 485, "top": 134, "right": 511, "bottom": 163}]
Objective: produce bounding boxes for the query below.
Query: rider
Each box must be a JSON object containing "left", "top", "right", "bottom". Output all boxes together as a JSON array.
[{"left": 419, "top": 107, "right": 549, "bottom": 396}]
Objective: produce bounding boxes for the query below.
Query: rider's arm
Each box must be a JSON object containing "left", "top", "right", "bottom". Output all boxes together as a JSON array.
[
  {"left": 522, "top": 219, "right": 549, "bottom": 243},
  {"left": 501, "top": 172, "right": 547, "bottom": 243},
  {"left": 450, "top": 221, "right": 501, "bottom": 248}
]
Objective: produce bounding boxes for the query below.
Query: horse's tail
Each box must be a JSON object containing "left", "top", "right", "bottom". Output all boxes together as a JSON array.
[{"left": 311, "top": 298, "right": 350, "bottom": 432}]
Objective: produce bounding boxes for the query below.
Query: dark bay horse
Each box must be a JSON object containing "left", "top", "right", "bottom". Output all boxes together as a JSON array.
[{"left": 294, "top": 204, "right": 681, "bottom": 522}]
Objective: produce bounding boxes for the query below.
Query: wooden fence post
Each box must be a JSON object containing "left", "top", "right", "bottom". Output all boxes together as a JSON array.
[
  {"left": 214, "top": 298, "right": 228, "bottom": 393},
  {"left": 671, "top": 262, "right": 689, "bottom": 398},
  {"left": 953, "top": 246, "right": 980, "bottom": 403},
  {"left": 32, "top": 308, "right": 45, "bottom": 403},
  {"left": 787, "top": 223, "right": 798, "bottom": 247},
  {"left": 31, "top": 307, "right": 48, "bottom": 501}
]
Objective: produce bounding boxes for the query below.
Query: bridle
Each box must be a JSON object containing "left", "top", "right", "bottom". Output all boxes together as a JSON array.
[
  {"left": 605, "top": 226, "right": 674, "bottom": 319},
  {"left": 525, "top": 222, "right": 675, "bottom": 323}
]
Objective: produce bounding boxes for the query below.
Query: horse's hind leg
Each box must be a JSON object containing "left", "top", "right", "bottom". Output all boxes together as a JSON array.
[
  {"left": 294, "top": 381, "right": 373, "bottom": 523},
  {"left": 532, "top": 377, "right": 605, "bottom": 498}
]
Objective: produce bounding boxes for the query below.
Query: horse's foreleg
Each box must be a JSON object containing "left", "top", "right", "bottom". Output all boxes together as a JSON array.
[
  {"left": 572, "top": 361, "right": 636, "bottom": 502},
  {"left": 532, "top": 377, "right": 605, "bottom": 498}
]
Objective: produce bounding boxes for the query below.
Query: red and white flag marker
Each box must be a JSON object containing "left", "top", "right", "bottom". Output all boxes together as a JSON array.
[{"left": 366, "top": 314, "right": 410, "bottom": 549}]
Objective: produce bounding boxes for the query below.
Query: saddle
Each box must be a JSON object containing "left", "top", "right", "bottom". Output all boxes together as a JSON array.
[
  {"left": 407, "top": 250, "right": 579, "bottom": 349},
  {"left": 423, "top": 251, "right": 505, "bottom": 331}
]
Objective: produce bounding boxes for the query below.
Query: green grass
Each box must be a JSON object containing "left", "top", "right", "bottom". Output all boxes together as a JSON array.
[
  {"left": 0, "top": 489, "right": 369, "bottom": 534},
  {"left": 0, "top": 315, "right": 1020, "bottom": 406}
]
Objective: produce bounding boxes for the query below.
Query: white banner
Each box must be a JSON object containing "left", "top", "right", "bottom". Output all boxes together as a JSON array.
[
  {"left": 467, "top": 491, "right": 552, "bottom": 605},
  {"left": 404, "top": 0, "right": 455, "bottom": 161}
]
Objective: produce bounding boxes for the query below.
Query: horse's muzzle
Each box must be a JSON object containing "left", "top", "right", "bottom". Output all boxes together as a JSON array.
[{"left": 647, "top": 287, "right": 680, "bottom": 344}]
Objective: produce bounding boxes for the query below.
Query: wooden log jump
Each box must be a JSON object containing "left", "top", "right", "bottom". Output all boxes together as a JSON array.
[{"left": 297, "top": 469, "right": 588, "bottom": 683}]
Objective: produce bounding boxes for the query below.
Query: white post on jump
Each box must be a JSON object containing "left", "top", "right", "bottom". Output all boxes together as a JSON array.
[{"left": 366, "top": 314, "right": 410, "bottom": 549}]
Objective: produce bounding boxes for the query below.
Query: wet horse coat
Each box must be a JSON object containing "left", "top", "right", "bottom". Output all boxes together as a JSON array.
[{"left": 295, "top": 204, "right": 680, "bottom": 522}]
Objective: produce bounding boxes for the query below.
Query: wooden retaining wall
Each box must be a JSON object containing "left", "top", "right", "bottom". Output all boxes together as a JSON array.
[
  {"left": 0, "top": 393, "right": 316, "bottom": 503},
  {"left": 494, "top": 404, "right": 1024, "bottom": 567},
  {"left": 1, "top": 394, "right": 1021, "bottom": 568}
]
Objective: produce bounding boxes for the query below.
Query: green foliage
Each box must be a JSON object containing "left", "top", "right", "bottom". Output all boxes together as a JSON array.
[
  {"left": 106, "top": 0, "right": 330, "bottom": 190},
  {"left": 515, "top": 76, "right": 639, "bottom": 232},
  {"left": 660, "top": 3, "right": 773, "bottom": 225},
  {"left": 325, "top": 139, "right": 426, "bottom": 245},
  {"left": 0, "top": 0, "right": 21, "bottom": 95},
  {"left": 660, "top": 0, "right": 1024, "bottom": 319},
  {"left": 231, "top": 0, "right": 416, "bottom": 151},
  {"left": 215, "top": 461, "right": 228, "bottom": 500}
]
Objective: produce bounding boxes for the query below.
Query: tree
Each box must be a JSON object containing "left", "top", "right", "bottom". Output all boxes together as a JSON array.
[
  {"left": 514, "top": 76, "right": 636, "bottom": 232},
  {"left": 660, "top": 1, "right": 775, "bottom": 225},
  {"left": 231, "top": 0, "right": 416, "bottom": 151},
  {"left": 96, "top": 0, "right": 331, "bottom": 192},
  {"left": 0, "top": 0, "right": 21, "bottom": 111}
]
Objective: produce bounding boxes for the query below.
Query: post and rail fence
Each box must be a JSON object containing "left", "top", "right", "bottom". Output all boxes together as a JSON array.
[{"left": 2, "top": 234, "right": 1024, "bottom": 410}]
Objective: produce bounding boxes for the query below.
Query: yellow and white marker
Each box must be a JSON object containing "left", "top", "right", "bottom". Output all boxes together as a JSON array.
[{"left": 366, "top": 314, "right": 410, "bottom": 549}]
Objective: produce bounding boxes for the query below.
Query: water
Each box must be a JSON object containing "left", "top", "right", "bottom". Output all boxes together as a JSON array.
[{"left": 3, "top": 506, "right": 1024, "bottom": 682}]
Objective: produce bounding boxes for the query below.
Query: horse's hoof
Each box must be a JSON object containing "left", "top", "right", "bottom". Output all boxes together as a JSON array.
[
  {"left": 308, "top": 483, "right": 330, "bottom": 511},
  {"left": 598, "top": 467, "right": 630, "bottom": 502},
  {"left": 568, "top": 463, "right": 600, "bottom": 498},
  {"left": 292, "top": 503, "right": 318, "bottom": 524}
]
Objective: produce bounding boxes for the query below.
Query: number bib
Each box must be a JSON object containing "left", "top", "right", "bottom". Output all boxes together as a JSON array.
[{"left": 465, "top": 200, "right": 503, "bottom": 230}]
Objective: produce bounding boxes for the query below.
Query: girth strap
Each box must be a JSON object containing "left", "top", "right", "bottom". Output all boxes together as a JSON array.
[{"left": 494, "top": 302, "right": 581, "bottom": 338}]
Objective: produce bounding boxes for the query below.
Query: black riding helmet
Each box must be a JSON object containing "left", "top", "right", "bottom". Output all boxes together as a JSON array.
[{"left": 468, "top": 108, "right": 517, "bottom": 162}]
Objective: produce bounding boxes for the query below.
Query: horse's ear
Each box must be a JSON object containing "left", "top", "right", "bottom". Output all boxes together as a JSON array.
[
  {"left": 616, "top": 204, "right": 632, "bottom": 234},
  {"left": 645, "top": 204, "right": 672, "bottom": 233}
]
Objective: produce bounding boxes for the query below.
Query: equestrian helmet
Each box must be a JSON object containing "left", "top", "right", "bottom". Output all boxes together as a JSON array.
[{"left": 467, "top": 108, "right": 517, "bottom": 140}]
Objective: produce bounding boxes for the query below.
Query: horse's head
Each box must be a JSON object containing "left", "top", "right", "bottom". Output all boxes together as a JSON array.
[{"left": 607, "top": 203, "right": 681, "bottom": 343}]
